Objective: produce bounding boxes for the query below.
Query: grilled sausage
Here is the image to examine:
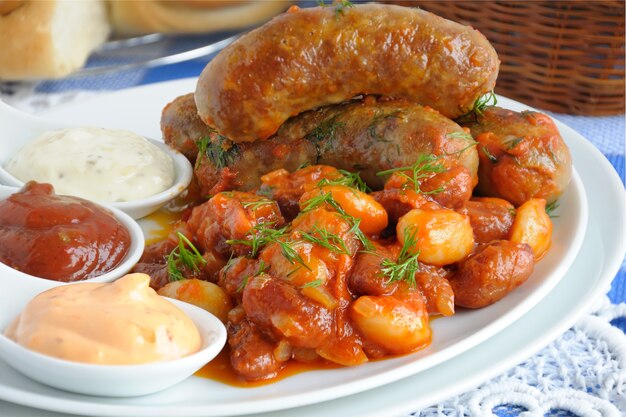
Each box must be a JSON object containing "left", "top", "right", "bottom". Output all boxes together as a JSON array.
[
  {"left": 464, "top": 106, "right": 572, "bottom": 206},
  {"left": 195, "top": 3, "right": 500, "bottom": 142},
  {"left": 195, "top": 97, "right": 479, "bottom": 196},
  {"left": 161, "top": 93, "right": 213, "bottom": 162},
  {"left": 450, "top": 240, "right": 534, "bottom": 308}
]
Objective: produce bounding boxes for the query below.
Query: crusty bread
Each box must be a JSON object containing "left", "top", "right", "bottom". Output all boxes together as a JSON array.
[
  {"left": 0, "top": 0, "right": 110, "bottom": 80},
  {"left": 110, "top": 0, "right": 290, "bottom": 35}
]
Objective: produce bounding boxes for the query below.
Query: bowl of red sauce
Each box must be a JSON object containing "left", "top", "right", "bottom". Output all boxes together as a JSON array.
[{"left": 0, "top": 182, "right": 144, "bottom": 293}]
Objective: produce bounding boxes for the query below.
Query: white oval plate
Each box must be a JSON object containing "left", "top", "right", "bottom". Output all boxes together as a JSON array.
[{"left": 0, "top": 79, "right": 613, "bottom": 417}]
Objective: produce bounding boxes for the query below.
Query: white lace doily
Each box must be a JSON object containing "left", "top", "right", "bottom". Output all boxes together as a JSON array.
[{"left": 413, "top": 296, "right": 626, "bottom": 416}]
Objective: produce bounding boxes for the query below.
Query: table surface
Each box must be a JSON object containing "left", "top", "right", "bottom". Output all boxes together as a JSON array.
[{"left": 0, "top": 27, "right": 625, "bottom": 417}]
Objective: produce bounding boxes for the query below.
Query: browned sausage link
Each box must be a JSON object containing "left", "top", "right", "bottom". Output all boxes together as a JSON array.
[
  {"left": 459, "top": 198, "right": 515, "bottom": 243},
  {"left": 195, "top": 3, "right": 499, "bottom": 142},
  {"left": 218, "top": 256, "right": 260, "bottom": 303},
  {"left": 450, "top": 240, "right": 534, "bottom": 308},
  {"left": 227, "top": 309, "right": 285, "bottom": 381},
  {"left": 194, "top": 98, "right": 478, "bottom": 195},
  {"left": 414, "top": 264, "right": 455, "bottom": 316},
  {"left": 242, "top": 274, "right": 333, "bottom": 349},
  {"left": 350, "top": 243, "right": 454, "bottom": 316},
  {"left": 465, "top": 106, "right": 572, "bottom": 206},
  {"left": 161, "top": 93, "right": 215, "bottom": 162},
  {"left": 421, "top": 165, "right": 474, "bottom": 210},
  {"left": 194, "top": 133, "right": 314, "bottom": 196},
  {"left": 349, "top": 243, "right": 399, "bottom": 296}
]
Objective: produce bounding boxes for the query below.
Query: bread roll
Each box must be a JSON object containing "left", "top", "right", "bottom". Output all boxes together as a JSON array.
[
  {"left": 110, "top": 0, "right": 290, "bottom": 35},
  {"left": 0, "top": 0, "right": 110, "bottom": 80}
]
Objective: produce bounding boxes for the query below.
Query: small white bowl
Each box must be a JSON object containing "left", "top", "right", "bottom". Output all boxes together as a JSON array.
[
  {"left": 0, "top": 100, "right": 193, "bottom": 219},
  {"left": 0, "top": 184, "right": 145, "bottom": 307},
  {"left": 0, "top": 297, "right": 226, "bottom": 397}
]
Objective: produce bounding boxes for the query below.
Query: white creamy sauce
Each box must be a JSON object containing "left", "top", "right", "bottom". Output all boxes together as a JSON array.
[{"left": 5, "top": 127, "right": 175, "bottom": 202}]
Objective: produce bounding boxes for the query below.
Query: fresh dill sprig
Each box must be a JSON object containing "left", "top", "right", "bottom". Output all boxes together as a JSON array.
[
  {"left": 456, "top": 91, "right": 498, "bottom": 124},
  {"left": 545, "top": 200, "right": 560, "bottom": 218},
  {"left": 472, "top": 91, "right": 498, "bottom": 116},
  {"left": 196, "top": 130, "right": 238, "bottom": 169},
  {"left": 367, "top": 109, "right": 402, "bottom": 141},
  {"left": 306, "top": 115, "right": 344, "bottom": 143},
  {"left": 480, "top": 145, "right": 498, "bottom": 163},
  {"left": 300, "top": 190, "right": 336, "bottom": 213},
  {"left": 349, "top": 217, "right": 375, "bottom": 252},
  {"left": 241, "top": 199, "right": 273, "bottom": 210},
  {"left": 300, "top": 225, "right": 351, "bottom": 255},
  {"left": 226, "top": 222, "right": 311, "bottom": 270},
  {"left": 379, "top": 226, "right": 420, "bottom": 287},
  {"left": 196, "top": 136, "right": 210, "bottom": 164},
  {"left": 167, "top": 232, "right": 207, "bottom": 282},
  {"left": 306, "top": 114, "right": 345, "bottom": 161},
  {"left": 446, "top": 130, "right": 476, "bottom": 143},
  {"left": 376, "top": 153, "right": 447, "bottom": 194},
  {"left": 300, "top": 279, "right": 324, "bottom": 289},
  {"left": 226, "top": 222, "right": 286, "bottom": 257},
  {"left": 277, "top": 240, "right": 312, "bottom": 271},
  {"left": 317, "top": 0, "right": 353, "bottom": 18},
  {"left": 317, "top": 169, "right": 371, "bottom": 192},
  {"left": 334, "top": 0, "right": 353, "bottom": 17},
  {"left": 300, "top": 191, "right": 375, "bottom": 251},
  {"left": 504, "top": 136, "right": 524, "bottom": 150}
]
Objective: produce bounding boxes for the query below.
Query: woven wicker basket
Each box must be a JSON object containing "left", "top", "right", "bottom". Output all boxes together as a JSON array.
[{"left": 389, "top": 1, "right": 625, "bottom": 115}]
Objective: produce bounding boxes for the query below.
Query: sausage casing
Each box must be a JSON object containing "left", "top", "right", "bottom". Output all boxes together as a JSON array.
[
  {"left": 195, "top": 3, "right": 500, "bottom": 142},
  {"left": 465, "top": 106, "right": 572, "bottom": 206},
  {"left": 194, "top": 98, "right": 479, "bottom": 195}
]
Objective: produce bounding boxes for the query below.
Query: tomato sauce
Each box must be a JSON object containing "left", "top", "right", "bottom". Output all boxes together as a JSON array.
[
  {"left": 0, "top": 182, "right": 130, "bottom": 282},
  {"left": 197, "top": 347, "right": 342, "bottom": 388}
]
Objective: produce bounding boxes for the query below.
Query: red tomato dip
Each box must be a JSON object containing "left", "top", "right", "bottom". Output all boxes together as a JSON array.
[{"left": 0, "top": 182, "right": 130, "bottom": 282}]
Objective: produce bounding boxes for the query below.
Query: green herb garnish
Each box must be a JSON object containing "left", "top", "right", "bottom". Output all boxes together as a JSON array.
[
  {"left": 480, "top": 145, "right": 498, "bottom": 163},
  {"left": 504, "top": 137, "right": 524, "bottom": 150},
  {"left": 472, "top": 91, "right": 498, "bottom": 116},
  {"left": 545, "top": 200, "right": 560, "bottom": 218},
  {"left": 447, "top": 130, "right": 476, "bottom": 143},
  {"left": 456, "top": 91, "right": 498, "bottom": 124},
  {"left": 317, "top": 0, "right": 353, "bottom": 18},
  {"left": 301, "top": 279, "right": 324, "bottom": 289},
  {"left": 300, "top": 191, "right": 374, "bottom": 251},
  {"left": 167, "top": 232, "right": 207, "bottom": 282},
  {"left": 334, "top": 0, "right": 353, "bottom": 17},
  {"left": 277, "top": 240, "right": 312, "bottom": 271},
  {"left": 379, "top": 226, "right": 420, "bottom": 287},
  {"left": 196, "top": 131, "right": 238, "bottom": 169},
  {"left": 241, "top": 199, "right": 273, "bottom": 210},
  {"left": 367, "top": 109, "right": 402, "bottom": 141},
  {"left": 300, "top": 225, "right": 351, "bottom": 255},
  {"left": 226, "top": 222, "right": 311, "bottom": 271},
  {"left": 376, "top": 153, "right": 447, "bottom": 194},
  {"left": 306, "top": 115, "right": 345, "bottom": 162},
  {"left": 226, "top": 222, "right": 286, "bottom": 257},
  {"left": 317, "top": 169, "right": 371, "bottom": 192}
]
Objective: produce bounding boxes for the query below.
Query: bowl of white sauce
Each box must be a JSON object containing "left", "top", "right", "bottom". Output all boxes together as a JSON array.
[{"left": 0, "top": 122, "right": 192, "bottom": 219}]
